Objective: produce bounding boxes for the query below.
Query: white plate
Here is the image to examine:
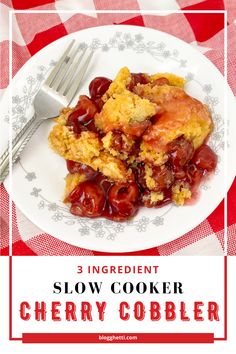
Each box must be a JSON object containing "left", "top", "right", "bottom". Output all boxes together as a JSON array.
[{"left": 2, "top": 25, "right": 236, "bottom": 253}]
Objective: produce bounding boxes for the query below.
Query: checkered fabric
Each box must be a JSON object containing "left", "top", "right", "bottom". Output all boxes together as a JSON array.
[{"left": 0, "top": 0, "right": 235, "bottom": 256}]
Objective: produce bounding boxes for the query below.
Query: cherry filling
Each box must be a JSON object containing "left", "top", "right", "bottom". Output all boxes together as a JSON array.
[
  {"left": 67, "top": 167, "right": 140, "bottom": 220},
  {"left": 65, "top": 138, "right": 217, "bottom": 221},
  {"left": 64, "top": 73, "right": 217, "bottom": 221},
  {"left": 66, "top": 159, "right": 141, "bottom": 220},
  {"left": 169, "top": 141, "right": 216, "bottom": 186}
]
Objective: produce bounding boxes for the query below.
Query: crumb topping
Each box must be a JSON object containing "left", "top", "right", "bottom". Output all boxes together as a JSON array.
[{"left": 95, "top": 90, "right": 158, "bottom": 136}]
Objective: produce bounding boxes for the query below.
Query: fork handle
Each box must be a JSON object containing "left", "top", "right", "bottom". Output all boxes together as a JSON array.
[
  {"left": 0, "top": 118, "right": 42, "bottom": 182},
  {"left": 0, "top": 113, "right": 36, "bottom": 163}
]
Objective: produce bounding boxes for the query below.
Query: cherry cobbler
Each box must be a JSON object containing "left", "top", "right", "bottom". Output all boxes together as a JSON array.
[{"left": 48, "top": 67, "right": 217, "bottom": 221}]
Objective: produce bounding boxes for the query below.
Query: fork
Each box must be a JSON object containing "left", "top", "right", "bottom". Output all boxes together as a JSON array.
[{"left": 0, "top": 40, "right": 94, "bottom": 182}]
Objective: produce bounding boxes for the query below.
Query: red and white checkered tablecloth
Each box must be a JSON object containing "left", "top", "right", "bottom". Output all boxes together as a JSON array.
[{"left": 0, "top": 0, "right": 235, "bottom": 256}]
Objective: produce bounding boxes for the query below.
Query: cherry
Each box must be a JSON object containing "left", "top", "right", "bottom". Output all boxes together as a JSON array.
[
  {"left": 173, "top": 168, "right": 186, "bottom": 180},
  {"left": 66, "top": 110, "right": 82, "bottom": 135},
  {"left": 110, "top": 131, "right": 137, "bottom": 155},
  {"left": 191, "top": 144, "right": 217, "bottom": 172},
  {"left": 151, "top": 165, "right": 174, "bottom": 192},
  {"left": 111, "top": 131, "right": 123, "bottom": 150},
  {"left": 89, "top": 77, "right": 112, "bottom": 99},
  {"left": 108, "top": 182, "right": 139, "bottom": 217},
  {"left": 68, "top": 181, "right": 106, "bottom": 217},
  {"left": 66, "top": 160, "right": 98, "bottom": 179},
  {"left": 66, "top": 160, "right": 80, "bottom": 173},
  {"left": 186, "top": 164, "right": 204, "bottom": 188},
  {"left": 151, "top": 77, "right": 169, "bottom": 87},
  {"left": 104, "top": 204, "right": 139, "bottom": 221},
  {"left": 123, "top": 120, "right": 151, "bottom": 137},
  {"left": 128, "top": 73, "right": 149, "bottom": 91},
  {"left": 167, "top": 136, "right": 195, "bottom": 168},
  {"left": 135, "top": 163, "right": 147, "bottom": 190},
  {"left": 75, "top": 95, "right": 98, "bottom": 124},
  {"left": 96, "top": 174, "right": 113, "bottom": 193},
  {"left": 83, "top": 119, "right": 100, "bottom": 133},
  {"left": 150, "top": 113, "right": 162, "bottom": 124},
  {"left": 94, "top": 98, "right": 104, "bottom": 112},
  {"left": 67, "top": 95, "right": 97, "bottom": 133}
]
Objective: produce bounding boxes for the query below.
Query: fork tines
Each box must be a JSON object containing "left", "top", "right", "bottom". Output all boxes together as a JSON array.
[{"left": 45, "top": 40, "right": 94, "bottom": 105}]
